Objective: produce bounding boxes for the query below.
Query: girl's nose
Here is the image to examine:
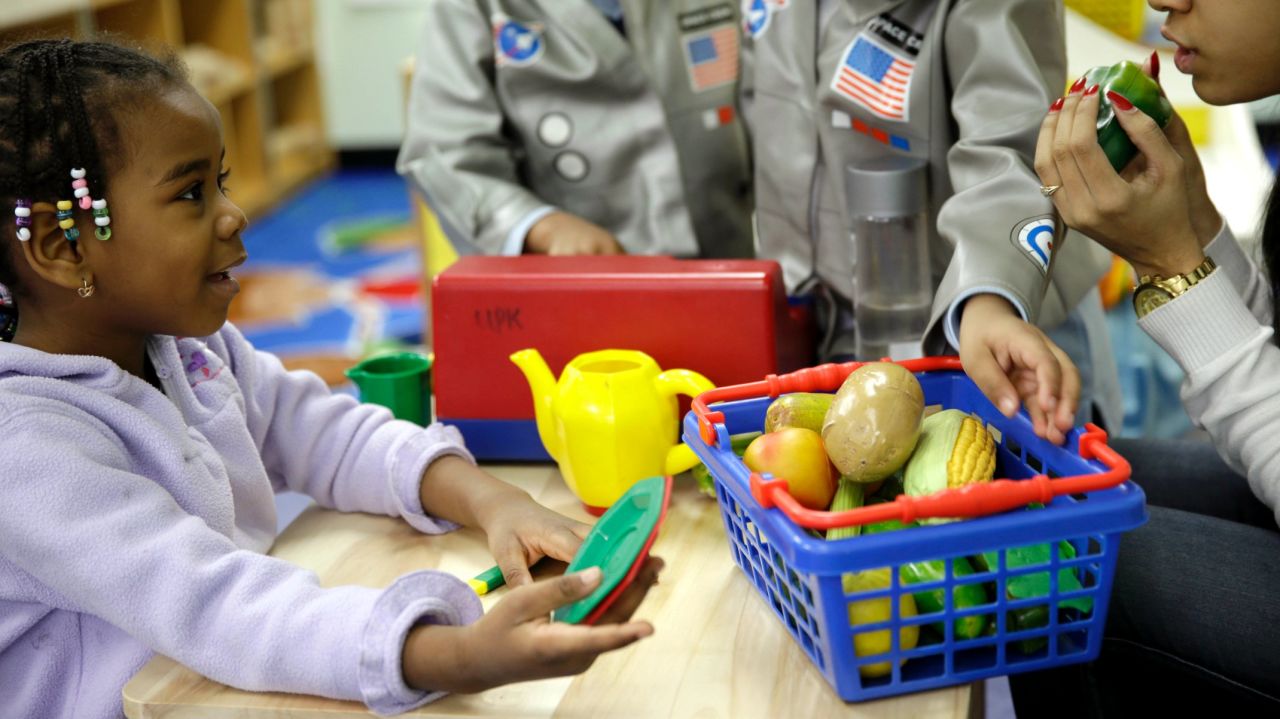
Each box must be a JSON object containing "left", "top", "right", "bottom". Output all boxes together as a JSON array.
[{"left": 216, "top": 201, "right": 248, "bottom": 239}]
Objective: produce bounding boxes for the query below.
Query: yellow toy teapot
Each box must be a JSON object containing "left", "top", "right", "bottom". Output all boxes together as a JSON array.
[{"left": 510, "top": 348, "right": 713, "bottom": 514}]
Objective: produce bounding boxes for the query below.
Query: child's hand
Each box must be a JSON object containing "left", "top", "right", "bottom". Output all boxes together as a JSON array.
[
  {"left": 402, "top": 559, "right": 663, "bottom": 694},
  {"left": 958, "top": 294, "right": 1079, "bottom": 445},
  {"left": 479, "top": 492, "right": 592, "bottom": 589},
  {"left": 526, "top": 211, "right": 626, "bottom": 255}
]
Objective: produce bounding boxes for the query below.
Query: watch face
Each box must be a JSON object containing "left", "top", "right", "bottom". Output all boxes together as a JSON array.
[{"left": 1134, "top": 285, "right": 1173, "bottom": 317}]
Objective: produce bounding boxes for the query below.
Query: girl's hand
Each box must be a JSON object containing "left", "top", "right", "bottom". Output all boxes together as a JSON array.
[
  {"left": 1034, "top": 77, "right": 1205, "bottom": 279},
  {"left": 403, "top": 559, "right": 663, "bottom": 693},
  {"left": 478, "top": 491, "right": 592, "bottom": 589},
  {"left": 959, "top": 294, "right": 1079, "bottom": 445}
]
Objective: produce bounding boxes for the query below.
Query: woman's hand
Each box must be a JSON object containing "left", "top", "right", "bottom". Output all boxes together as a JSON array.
[
  {"left": 1034, "top": 75, "right": 1206, "bottom": 279},
  {"left": 402, "top": 559, "right": 663, "bottom": 693},
  {"left": 477, "top": 491, "right": 592, "bottom": 589},
  {"left": 959, "top": 294, "right": 1079, "bottom": 445},
  {"left": 526, "top": 211, "right": 626, "bottom": 255}
]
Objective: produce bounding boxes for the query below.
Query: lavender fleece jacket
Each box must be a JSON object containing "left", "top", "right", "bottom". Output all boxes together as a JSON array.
[{"left": 0, "top": 324, "right": 483, "bottom": 718}]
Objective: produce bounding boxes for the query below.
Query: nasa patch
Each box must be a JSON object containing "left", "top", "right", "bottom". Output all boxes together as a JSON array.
[
  {"left": 742, "top": 0, "right": 788, "bottom": 40},
  {"left": 492, "top": 14, "right": 544, "bottom": 67},
  {"left": 1011, "top": 216, "right": 1056, "bottom": 274}
]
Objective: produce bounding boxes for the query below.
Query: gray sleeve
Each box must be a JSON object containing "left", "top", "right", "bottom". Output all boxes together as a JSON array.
[
  {"left": 923, "top": 0, "right": 1105, "bottom": 351},
  {"left": 395, "top": 0, "right": 548, "bottom": 255}
]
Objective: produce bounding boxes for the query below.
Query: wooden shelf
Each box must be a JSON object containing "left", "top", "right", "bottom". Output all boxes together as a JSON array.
[{"left": 0, "top": 0, "right": 331, "bottom": 220}]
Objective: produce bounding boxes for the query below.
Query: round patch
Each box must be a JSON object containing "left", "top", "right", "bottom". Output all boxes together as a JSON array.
[
  {"left": 537, "top": 113, "right": 572, "bottom": 148},
  {"left": 554, "top": 151, "right": 589, "bottom": 182},
  {"left": 494, "top": 16, "right": 544, "bottom": 66},
  {"left": 1013, "top": 217, "right": 1056, "bottom": 274},
  {"left": 744, "top": 0, "right": 771, "bottom": 39}
]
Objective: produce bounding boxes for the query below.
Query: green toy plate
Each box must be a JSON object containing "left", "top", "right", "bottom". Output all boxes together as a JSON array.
[{"left": 553, "top": 475, "right": 672, "bottom": 625}]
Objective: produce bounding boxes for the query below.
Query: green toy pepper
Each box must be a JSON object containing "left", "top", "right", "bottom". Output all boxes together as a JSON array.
[{"left": 1083, "top": 60, "right": 1173, "bottom": 172}]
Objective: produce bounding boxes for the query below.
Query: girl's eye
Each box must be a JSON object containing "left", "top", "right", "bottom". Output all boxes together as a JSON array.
[
  {"left": 218, "top": 169, "right": 232, "bottom": 195},
  {"left": 178, "top": 181, "right": 204, "bottom": 202}
]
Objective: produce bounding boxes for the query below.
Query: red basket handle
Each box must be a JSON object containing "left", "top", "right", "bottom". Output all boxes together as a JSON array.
[
  {"left": 748, "top": 424, "right": 1129, "bottom": 527},
  {"left": 691, "top": 357, "right": 1132, "bottom": 527}
]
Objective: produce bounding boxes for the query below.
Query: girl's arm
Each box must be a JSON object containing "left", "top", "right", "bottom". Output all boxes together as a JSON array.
[
  {"left": 212, "top": 323, "right": 471, "bottom": 535},
  {"left": 0, "top": 404, "right": 482, "bottom": 714}
]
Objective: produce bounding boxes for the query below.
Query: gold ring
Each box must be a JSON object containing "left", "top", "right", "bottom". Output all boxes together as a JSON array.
[{"left": 1039, "top": 185, "right": 1062, "bottom": 197}]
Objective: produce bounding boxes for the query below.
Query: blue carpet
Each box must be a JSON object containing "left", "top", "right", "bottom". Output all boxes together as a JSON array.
[{"left": 235, "top": 168, "right": 425, "bottom": 360}]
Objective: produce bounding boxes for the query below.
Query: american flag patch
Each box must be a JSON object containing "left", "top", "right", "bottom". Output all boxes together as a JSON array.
[
  {"left": 831, "top": 34, "right": 915, "bottom": 122},
  {"left": 684, "top": 24, "right": 739, "bottom": 92}
]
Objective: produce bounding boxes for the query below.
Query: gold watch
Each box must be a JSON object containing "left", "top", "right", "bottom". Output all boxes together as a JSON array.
[{"left": 1132, "top": 256, "right": 1217, "bottom": 318}]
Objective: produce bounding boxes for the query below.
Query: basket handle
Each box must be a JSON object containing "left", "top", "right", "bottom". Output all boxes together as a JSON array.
[
  {"left": 748, "top": 424, "right": 1131, "bottom": 528},
  {"left": 692, "top": 357, "right": 962, "bottom": 446}
]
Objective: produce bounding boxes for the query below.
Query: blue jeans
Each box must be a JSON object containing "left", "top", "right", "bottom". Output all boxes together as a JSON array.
[{"left": 1008, "top": 438, "right": 1280, "bottom": 717}]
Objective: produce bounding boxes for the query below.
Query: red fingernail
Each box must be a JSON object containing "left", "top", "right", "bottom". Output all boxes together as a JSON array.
[
  {"left": 1085, "top": 84, "right": 1101, "bottom": 96},
  {"left": 1107, "top": 90, "right": 1134, "bottom": 111},
  {"left": 1069, "top": 76, "right": 1087, "bottom": 94},
  {"left": 1150, "top": 51, "right": 1160, "bottom": 82},
  {"left": 1049, "top": 96, "right": 1065, "bottom": 112}
]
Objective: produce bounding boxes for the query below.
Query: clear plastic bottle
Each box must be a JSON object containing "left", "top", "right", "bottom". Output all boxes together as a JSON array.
[{"left": 845, "top": 157, "right": 932, "bottom": 360}]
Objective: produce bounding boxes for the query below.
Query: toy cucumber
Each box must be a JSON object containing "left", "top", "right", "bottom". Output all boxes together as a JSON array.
[
  {"left": 862, "top": 518, "right": 989, "bottom": 639},
  {"left": 1083, "top": 60, "right": 1173, "bottom": 172}
]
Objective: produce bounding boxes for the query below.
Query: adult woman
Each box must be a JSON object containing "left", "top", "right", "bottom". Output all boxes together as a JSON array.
[{"left": 1014, "top": 1, "right": 1280, "bottom": 714}]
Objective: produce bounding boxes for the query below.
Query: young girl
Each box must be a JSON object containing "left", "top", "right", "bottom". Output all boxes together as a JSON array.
[
  {"left": 1014, "top": 0, "right": 1280, "bottom": 714},
  {"left": 0, "top": 38, "right": 661, "bottom": 719}
]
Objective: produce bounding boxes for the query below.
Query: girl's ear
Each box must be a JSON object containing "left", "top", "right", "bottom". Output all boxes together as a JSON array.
[{"left": 19, "top": 201, "right": 89, "bottom": 292}]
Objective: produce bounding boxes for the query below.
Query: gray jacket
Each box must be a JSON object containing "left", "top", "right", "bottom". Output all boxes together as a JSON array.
[
  {"left": 744, "top": 0, "right": 1113, "bottom": 351},
  {"left": 398, "top": 0, "right": 754, "bottom": 259}
]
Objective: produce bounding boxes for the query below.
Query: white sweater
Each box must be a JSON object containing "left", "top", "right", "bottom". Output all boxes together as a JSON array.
[{"left": 1138, "top": 224, "right": 1280, "bottom": 526}]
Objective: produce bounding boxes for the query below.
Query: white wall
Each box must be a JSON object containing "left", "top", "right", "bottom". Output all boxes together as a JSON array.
[{"left": 315, "top": 0, "right": 428, "bottom": 149}]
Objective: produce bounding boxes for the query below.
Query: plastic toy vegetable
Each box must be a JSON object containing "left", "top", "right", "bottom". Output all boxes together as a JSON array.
[
  {"left": 903, "top": 409, "right": 997, "bottom": 522},
  {"left": 765, "top": 392, "right": 834, "bottom": 434},
  {"left": 1083, "top": 60, "right": 1173, "bottom": 172},
  {"left": 743, "top": 428, "right": 838, "bottom": 510},
  {"left": 845, "top": 568, "right": 920, "bottom": 677},
  {"left": 862, "top": 517, "right": 989, "bottom": 639},
  {"left": 822, "top": 362, "right": 925, "bottom": 483},
  {"left": 691, "top": 432, "right": 758, "bottom": 497}
]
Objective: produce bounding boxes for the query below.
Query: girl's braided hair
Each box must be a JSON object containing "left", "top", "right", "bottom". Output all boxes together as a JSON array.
[{"left": 0, "top": 37, "right": 187, "bottom": 341}]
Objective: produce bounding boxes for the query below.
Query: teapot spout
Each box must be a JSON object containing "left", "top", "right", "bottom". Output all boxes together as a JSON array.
[{"left": 509, "top": 348, "right": 562, "bottom": 462}]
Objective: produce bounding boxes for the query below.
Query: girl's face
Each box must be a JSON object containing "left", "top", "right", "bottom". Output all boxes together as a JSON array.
[
  {"left": 89, "top": 84, "right": 247, "bottom": 340},
  {"left": 1149, "top": 0, "right": 1280, "bottom": 105}
]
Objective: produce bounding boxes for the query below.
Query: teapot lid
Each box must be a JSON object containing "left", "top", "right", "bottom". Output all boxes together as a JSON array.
[{"left": 553, "top": 475, "right": 672, "bottom": 625}]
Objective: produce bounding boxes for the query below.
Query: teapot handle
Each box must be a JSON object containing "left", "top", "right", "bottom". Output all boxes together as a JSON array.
[{"left": 655, "top": 369, "right": 716, "bottom": 475}]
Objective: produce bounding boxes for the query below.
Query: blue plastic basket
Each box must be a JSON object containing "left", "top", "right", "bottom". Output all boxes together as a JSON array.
[{"left": 682, "top": 359, "right": 1147, "bottom": 702}]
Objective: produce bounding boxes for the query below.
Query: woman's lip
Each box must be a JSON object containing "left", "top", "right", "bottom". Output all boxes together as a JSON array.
[{"left": 1173, "top": 46, "right": 1195, "bottom": 74}]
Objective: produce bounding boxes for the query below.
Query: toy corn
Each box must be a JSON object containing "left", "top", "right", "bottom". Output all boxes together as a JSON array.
[{"left": 903, "top": 409, "right": 997, "bottom": 514}]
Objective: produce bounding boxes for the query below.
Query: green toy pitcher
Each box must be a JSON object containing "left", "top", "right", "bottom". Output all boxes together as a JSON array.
[{"left": 345, "top": 352, "right": 434, "bottom": 425}]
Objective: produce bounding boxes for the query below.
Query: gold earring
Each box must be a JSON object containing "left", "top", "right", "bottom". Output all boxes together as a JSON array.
[{"left": 77, "top": 278, "right": 95, "bottom": 298}]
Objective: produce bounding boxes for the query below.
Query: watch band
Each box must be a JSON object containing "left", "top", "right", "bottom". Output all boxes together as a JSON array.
[{"left": 1133, "top": 255, "right": 1217, "bottom": 318}]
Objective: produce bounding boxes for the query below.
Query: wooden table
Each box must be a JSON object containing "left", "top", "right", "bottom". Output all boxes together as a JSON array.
[{"left": 123, "top": 465, "right": 975, "bottom": 718}]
